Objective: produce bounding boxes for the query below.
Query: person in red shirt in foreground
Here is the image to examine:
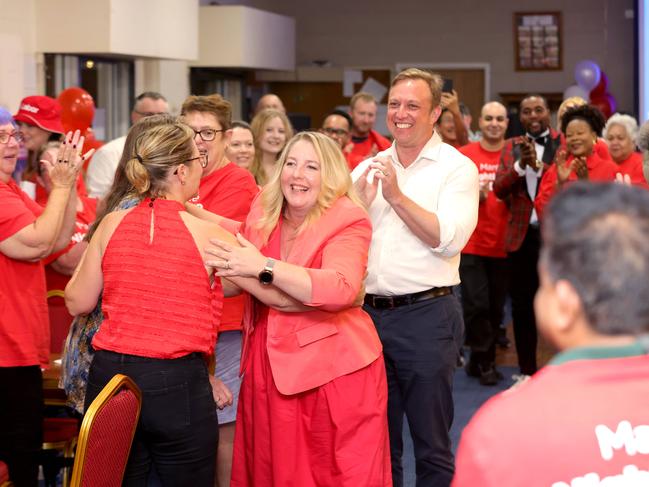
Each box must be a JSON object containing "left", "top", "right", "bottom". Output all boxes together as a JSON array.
[
  {"left": 453, "top": 182, "right": 649, "bottom": 487},
  {"left": 535, "top": 105, "right": 618, "bottom": 218},
  {"left": 459, "top": 101, "right": 510, "bottom": 386}
]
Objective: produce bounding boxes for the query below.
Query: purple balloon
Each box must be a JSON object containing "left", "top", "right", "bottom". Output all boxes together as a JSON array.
[{"left": 574, "top": 60, "right": 601, "bottom": 92}]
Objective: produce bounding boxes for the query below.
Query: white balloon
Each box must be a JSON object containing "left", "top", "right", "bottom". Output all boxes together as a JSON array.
[{"left": 563, "top": 85, "right": 589, "bottom": 101}]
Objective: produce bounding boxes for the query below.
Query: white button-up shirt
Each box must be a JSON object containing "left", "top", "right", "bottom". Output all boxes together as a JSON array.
[{"left": 351, "top": 132, "right": 479, "bottom": 295}]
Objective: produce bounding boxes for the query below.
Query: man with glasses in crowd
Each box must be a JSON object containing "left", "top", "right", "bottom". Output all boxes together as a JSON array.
[
  {"left": 320, "top": 110, "right": 364, "bottom": 170},
  {"left": 86, "top": 91, "right": 168, "bottom": 198}
]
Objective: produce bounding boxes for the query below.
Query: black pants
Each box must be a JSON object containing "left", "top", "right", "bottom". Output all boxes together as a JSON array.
[
  {"left": 85, "top": 351, "right": 218, "bottom": 487},
  {"left": 459, "top": 254, "right": 509, "bottom": 365},
  {"left": 508, "top": 225, "right": 541, "bottom": 375},
  {"left": 0, "top": 366, "right": 43, "bottom": 487},
  {"left": 364, "top": 294, "right": 463, "bottom": 487}
]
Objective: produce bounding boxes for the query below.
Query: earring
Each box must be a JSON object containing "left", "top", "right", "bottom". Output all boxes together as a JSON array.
[{"left": 181, "top": 180, "right": 186, "bottom": 186}]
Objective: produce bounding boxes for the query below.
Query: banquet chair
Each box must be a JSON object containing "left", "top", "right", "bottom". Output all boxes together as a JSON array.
[
  {"left": 46, "top": 289, "right": 74, "bottom": 354},
  {"left": 42, "top": 417, "right": 79, "bottom": 487},
  {"left": 69, "top": 374, "right": 142, "bottom": 487}
]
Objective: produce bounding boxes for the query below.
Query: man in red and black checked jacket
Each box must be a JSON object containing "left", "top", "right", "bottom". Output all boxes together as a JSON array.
[{"left": 493, "top": 95, "right": 562, "bottom": 377}]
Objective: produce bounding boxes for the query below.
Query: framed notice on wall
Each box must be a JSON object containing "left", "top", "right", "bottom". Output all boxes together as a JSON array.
[{"left": 514, "top": 12, "right": 562, "bottom": 71}]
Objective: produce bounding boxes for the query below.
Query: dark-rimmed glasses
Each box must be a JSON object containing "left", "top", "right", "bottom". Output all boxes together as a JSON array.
[
  {"left": 186, "top": 154, "right": 209, "bottom": 168},
  {"left": 192, "top": 128, "right": 226, "bottom": 142},
  {"left": 0, "top": 132, "right": 23, "bottom": 144},
  {"left": 173, "top": 154, "right": 208, "bottom": 175},
  {"left": 322, "top": 127, "right": 349, "bottom": 137}
]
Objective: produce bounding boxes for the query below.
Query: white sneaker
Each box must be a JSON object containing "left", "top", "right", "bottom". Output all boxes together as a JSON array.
[{"left": 509, "top": 374, "right": 531, "bottom": 390}]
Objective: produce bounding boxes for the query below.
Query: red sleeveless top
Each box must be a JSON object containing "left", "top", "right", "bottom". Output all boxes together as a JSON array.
[{"left": 92, "top": 198, "right": 222, "bottom": 359}]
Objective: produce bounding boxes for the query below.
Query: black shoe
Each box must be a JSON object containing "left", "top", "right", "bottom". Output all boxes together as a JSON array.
[
  {"left": 496, "top": 328, "right": 511, "bottom": 349},
  {"left": 465, "top": 359, "right": 480, "bottom": 378},
  {"left": 478, "top": 364, "right": 503, "bottom": 386}
]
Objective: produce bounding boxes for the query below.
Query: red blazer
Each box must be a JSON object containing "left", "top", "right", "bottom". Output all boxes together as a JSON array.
[
  {"left": 241, "top": 195, "right": 383, "bottom": 395},
  {"left": 494, "top": 129, "right": 563, "bottom": 252}
]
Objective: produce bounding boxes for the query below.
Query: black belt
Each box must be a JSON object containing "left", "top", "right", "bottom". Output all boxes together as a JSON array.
[{"left": 364, "top": 287, "right": 452, "bottom": 310}]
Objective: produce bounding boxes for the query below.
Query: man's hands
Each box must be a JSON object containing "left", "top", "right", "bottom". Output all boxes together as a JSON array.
[
  {"left": 354, "top": 156, "right": 403, "bottom": 208},
  {"left": 518, "top": 137, "right": 540, "bottom": 171}
]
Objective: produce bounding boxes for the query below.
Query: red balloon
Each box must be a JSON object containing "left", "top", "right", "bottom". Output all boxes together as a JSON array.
[
  {"left": 590, "top": 93, "right": 617, "bottom": 119},
  {"left": 57, "top": 87, "right": 95, "bottom": 133},
  {"left": 589, "top": 72, "right": 609, "bottom": 98}
]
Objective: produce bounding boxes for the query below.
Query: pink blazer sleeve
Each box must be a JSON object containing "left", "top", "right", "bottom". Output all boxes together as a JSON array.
[{"left": 303, "top": 213, "right": 372, "bottom": 312}]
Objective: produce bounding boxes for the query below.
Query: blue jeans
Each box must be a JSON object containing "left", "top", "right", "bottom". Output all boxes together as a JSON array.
[
  {"left": 85, "top": 351, "right": 218, "bottom": 487},
  {"left": 364, "top": 294, "right": 463, "bottom": 487}
]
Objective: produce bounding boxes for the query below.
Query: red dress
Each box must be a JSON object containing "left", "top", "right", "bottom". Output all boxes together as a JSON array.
[{"left": 231, "top": 225, "right": 391, "bottom": 487}]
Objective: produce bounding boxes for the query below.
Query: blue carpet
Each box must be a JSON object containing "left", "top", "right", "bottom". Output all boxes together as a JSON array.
[{"left": 401, "top": 365, "right": 517, "bottom": 486}]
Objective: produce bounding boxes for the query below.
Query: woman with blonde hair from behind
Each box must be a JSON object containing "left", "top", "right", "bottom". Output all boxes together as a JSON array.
[
  {"left": 249, "top": 109, "right": 293, "bottom": 186},
  {"left": 65, "top": 121, "right": 243, "bottom": 485},
  {"left": 206, "top": 132, "right": 391, "bottom": 486}
]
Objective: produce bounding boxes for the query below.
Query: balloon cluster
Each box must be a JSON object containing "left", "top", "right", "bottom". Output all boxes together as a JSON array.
[
  {"left": 563, "top": 60, "right": 616, "bottom": 119},
  {"left": 57, "top": 87, "right": 103, "bottom": 168}
]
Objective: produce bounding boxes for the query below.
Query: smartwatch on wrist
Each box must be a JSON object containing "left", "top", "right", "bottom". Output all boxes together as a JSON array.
[{"left": 258, "top": 258, "right": 276, "bottom": 286}]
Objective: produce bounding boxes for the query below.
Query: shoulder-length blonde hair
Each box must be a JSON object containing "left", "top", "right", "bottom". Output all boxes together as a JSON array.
[
  {"left": 249, "top": 109, "right": 294, "bottom": 186},
  {"left": 255, "top": 131, "right": 365, "bottom": 244}
]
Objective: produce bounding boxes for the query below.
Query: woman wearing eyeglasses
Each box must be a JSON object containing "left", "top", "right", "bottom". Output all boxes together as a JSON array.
[
  {"left": 249, "top": 109, "right": 294, "bottom": 186},
  {"left": 0, "top": 107, "right": 89, "bottom": 487},
  {"left": 65, "top": 121, "right": 295, "bottom": 486}
]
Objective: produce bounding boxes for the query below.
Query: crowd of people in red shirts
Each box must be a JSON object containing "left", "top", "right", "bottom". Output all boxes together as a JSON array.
[{"left": 2, "top": 73, "right": 649, "bottom": 487}]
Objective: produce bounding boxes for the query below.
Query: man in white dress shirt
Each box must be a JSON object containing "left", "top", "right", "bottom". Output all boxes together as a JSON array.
[
  {"left": 85, "top": 92, "right": 168, "bottom": 198},
  {"left": 352, "top": 68, "right": 479, "bottom": 487}
]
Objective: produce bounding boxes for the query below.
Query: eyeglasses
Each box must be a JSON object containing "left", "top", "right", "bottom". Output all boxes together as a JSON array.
[
  {"left": 186, "top": 154, "right": 209, "bottom": 168},
  {"left": 0, "top": 132, "right": 23, "bottom": 144},
  {"left": 133, "top": 110, "right": 169, "bottom": 117},
  {"left": 322, "top": 127, "right": 349, "bottom": 137},
  {"left": 173, "top": 154, "right": 208, "bottom": 175},
  {"left": 192, "top": 128, "right": 226, "bottom": 142}
]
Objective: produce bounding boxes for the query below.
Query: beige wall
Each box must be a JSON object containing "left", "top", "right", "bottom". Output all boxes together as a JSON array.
[
  {"left": 249, "top": 0, "right": 636, "bottom": 114},
  {"left": 0, "top": 0, "right": 41, "bottom": 112}
]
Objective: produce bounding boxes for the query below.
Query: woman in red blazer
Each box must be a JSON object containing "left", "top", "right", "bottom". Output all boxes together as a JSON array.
[{"left": 207, "top": 131, "right": 391, "bottom": 486}]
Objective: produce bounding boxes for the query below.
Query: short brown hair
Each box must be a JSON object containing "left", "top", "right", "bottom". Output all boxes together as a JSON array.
[
  {"left": 181, "top": 94, "right": 232, "bottom": 130},
  {"left": 391, "top": 68, "right": 443, "bottom": 109},
  {"left": 350, "top": 92, "right": 377, "bottom": 111}
]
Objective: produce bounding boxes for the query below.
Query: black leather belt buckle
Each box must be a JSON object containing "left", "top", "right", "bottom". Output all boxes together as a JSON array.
[{"left": 369, "top": 295, "right": 396, "bottom": 309}]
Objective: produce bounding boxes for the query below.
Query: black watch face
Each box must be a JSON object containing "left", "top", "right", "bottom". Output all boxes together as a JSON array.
[{"left": 259, "top": 270, "right": 273, "bottom": 285}]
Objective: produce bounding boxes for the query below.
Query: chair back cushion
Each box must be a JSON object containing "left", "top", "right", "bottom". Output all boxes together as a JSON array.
[{"left": 73, "top": 376, "right": 141, "bottom": 487}]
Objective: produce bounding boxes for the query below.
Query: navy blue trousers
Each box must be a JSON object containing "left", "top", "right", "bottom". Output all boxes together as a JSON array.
[{"left": 364, "top": 294, "right": 463, "bottom": 487}]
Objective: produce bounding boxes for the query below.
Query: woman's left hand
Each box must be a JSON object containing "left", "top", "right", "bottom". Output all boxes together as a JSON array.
[{"left": 206, "top": 233, "right": 266, "bottom": 278}]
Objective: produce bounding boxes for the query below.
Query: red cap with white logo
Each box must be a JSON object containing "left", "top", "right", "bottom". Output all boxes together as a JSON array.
[{"left": 14, "top": 96, "right": 64, "bottom": 134}]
